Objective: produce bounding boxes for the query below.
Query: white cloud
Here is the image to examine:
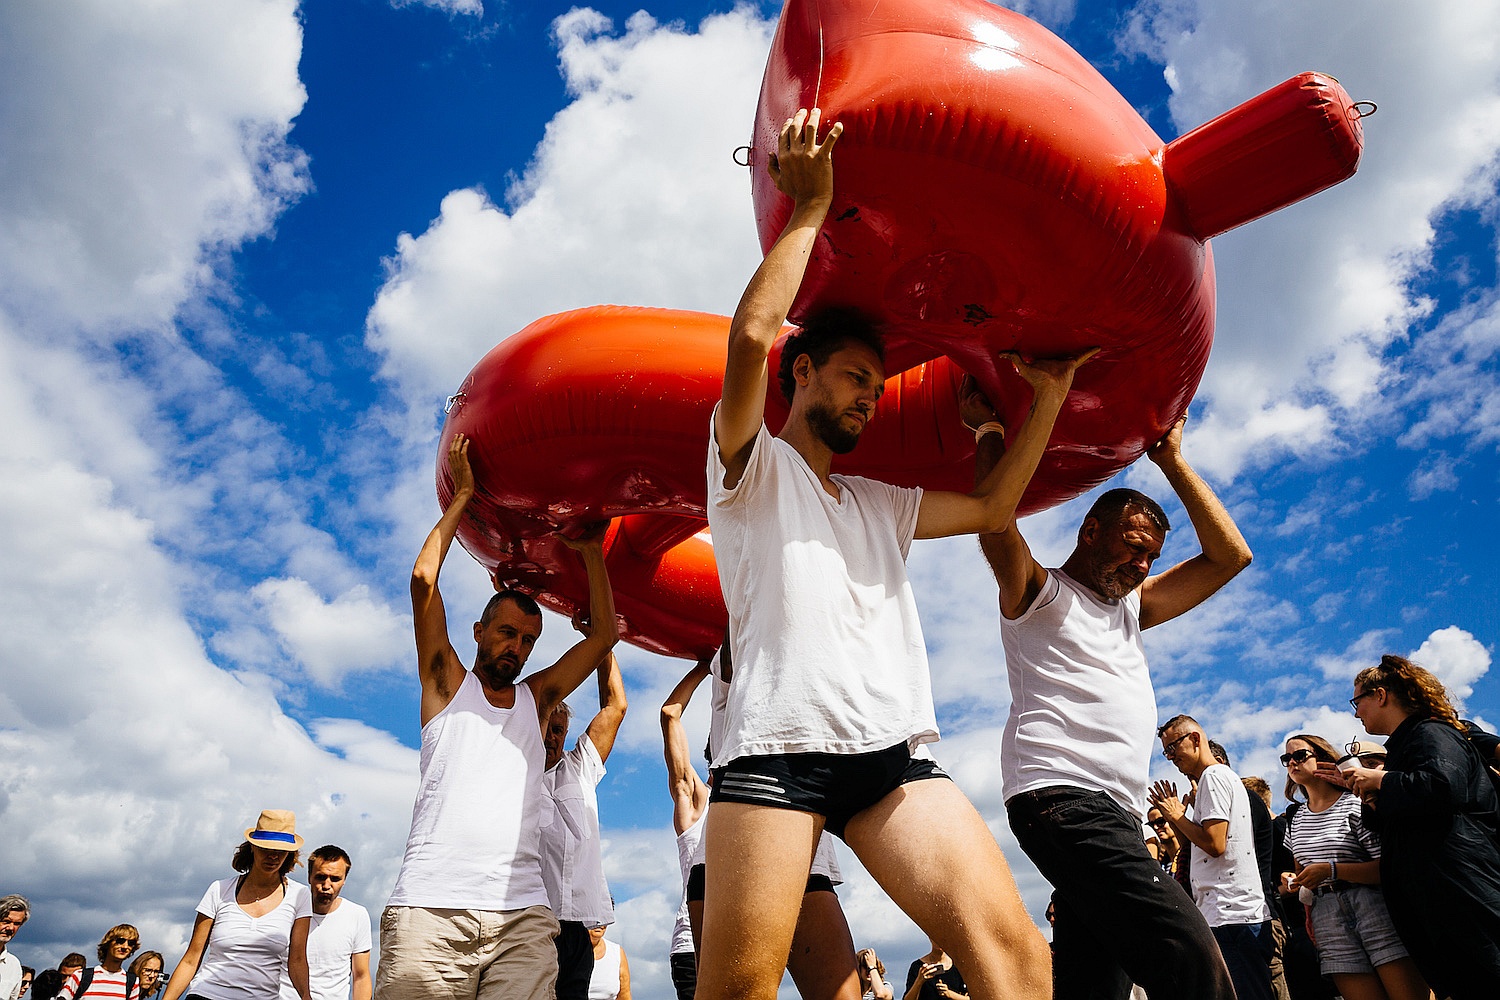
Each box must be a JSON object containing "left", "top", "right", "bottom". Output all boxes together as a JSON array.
[
  {"left": 1316, "top": 627, "right": 1401, "bottom": 681},
  {"left": 1410, "top": 625, "right": 1491, "bottom": 706},
  {"left": 365, "top": 6, "right": 776, "bottom": 412},
  {"left": 392, "top": 0, "right": 483, "bottom": 16},
  {"left": 0, "top": 0, "right": 309, "bottom": 337},
  {"left": 252, "top": 579, "right": 410, "bottom": 687},
  {"left": 1117, "top": 0, "right": 1500, "bottom": 475}
]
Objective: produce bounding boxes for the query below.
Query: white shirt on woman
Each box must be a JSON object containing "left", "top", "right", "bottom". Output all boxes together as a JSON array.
[{"left": 190, "top": 878, "right": 313, "bottom": 1000}]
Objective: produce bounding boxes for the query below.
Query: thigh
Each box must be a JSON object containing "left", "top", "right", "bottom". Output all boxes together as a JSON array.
[
  {"left": 554, "top": 921, "right": 594, "bottom": 1000},
  {"left": 1210, "top": 923, "right": 1274, "bottom": 1000},
  {"left": 696, "top": 801, "right": 821, "bottom": 1000},
  {"left": 786, "top": 890, "right": 861, "bottom": 1000},
  {"left": 1049, "top": 891, "right": 1131, "bottom": 1000},
  {"left": 476, "top": 905, "right": 560, "bottom": 1000},
  {"left": 669, "top": 952, "right": 697, "bottom": 1000},
  {"left": 375, "top": 906, "right": 485, "bottom": 1000},
  {"left": 845, "top": 778, "right": 1051, "bottom": 1000},
  {"left": 1007, "top": 788, "right": 1233, "bottom": 1000}
]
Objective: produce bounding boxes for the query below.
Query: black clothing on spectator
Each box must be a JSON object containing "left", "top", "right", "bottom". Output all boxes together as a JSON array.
[{"left": 904, "top": 959, "right": 966, "bottom": 1000}]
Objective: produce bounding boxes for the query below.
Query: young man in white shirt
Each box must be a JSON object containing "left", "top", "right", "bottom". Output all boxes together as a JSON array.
[
  {"left": 377, "top": 434, "right": 620, "bottom": 1000},
  {"left": 281, "top": 847, "right": 371, "bottom": 1000},
  {"left": 1150, "top": 716, "right": 1274, "bottom": 1000},
  {"left": 701, "top": 105, "right": 1091, "bottom": 1000},
  {"left": 540, "top": 648, "right": 627, "bottom": 1000},
  {"left": 0, "top": 898, "right": 29, "bottom": 1000}
]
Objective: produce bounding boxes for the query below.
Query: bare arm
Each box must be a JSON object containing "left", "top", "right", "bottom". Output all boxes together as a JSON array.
[
  {"left": 1148, "top": 780, "right": 1228, "bottom": 857},
  {"left": 1137, "top": 416, "right": 1252, "bottom": 629},
  {"left": 661, "top": 659, "right": 712, "bottom": 833},
  {"left": 413, "top": 433, "right": 476, "bottom": 727},
  {"left": 287, "top": 915, "right": 312, "bottom": 1000},
  {"left": 161, "top": 914, "right": 213, "bottom": 1000},
  {"left": 966, "top": 377, "right": 1051, "bottom": 620},
  {"left": 583, "top": 651, "right": 627, "bottom": 763},
  {"left": 525, "top": 523, "right": 620, "bottom": 721},
  {"left": 1289, "top": 858, "right": 1381, "bottom": 891},
  {"left": 350, "top": 952, "right": 371, "bottom": 1000},
  {"left": 715, "top": 108, "right": 843, "bottom": 489},
  {"left": 617, "top": 946, "right": 632, "bottom": 1000},
  {"left": 914, "top": 351, "right": 1096, "bottom": 540}
]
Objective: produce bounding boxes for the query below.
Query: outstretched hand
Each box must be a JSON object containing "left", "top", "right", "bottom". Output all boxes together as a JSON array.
[
  {"left": 1001, "top": 347, "right": 1099, "bottom": 401},
  {"left": 769, "top": 107, "right": 843, "bottom": 205},
  {"left": 446, "top": 433, "right": 475, "bottom": 501},
  {"left": 1147, "top": 413, "right": 1187, "bottom": 464}
]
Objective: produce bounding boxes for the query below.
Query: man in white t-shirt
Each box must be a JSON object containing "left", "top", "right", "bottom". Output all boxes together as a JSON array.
[
  {"left": 0, "top": 896, "right": 30, "bottom": 1000},
  {"left": 376, "top": 433, "right": 620, "bottom": 1000},
  {"left": 281, "top": 846, "right": 371, "bottom": 1000},
  {"left": 540, "top": 648, "right": 627, "bottom": 1000},
  {"left": 973, "top": 396, "right": 1252, "bottom": 1000},
  {"left": 700, "top": 105, "right": 1091, "bottom": 1000},
  {"left": 1150, "top": 716, "right": 1273, "bottom": 1000}
]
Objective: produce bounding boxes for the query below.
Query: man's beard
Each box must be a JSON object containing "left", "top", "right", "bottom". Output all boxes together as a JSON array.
[
  {"left": 806, "top": 400, "right": 863, "bottom": 455},
  {"left": 474, "top": 650, "right": 522, "bottom": 688},
  {"left": 1093, "top": 564, "right": 1144, "bottom": 601}
]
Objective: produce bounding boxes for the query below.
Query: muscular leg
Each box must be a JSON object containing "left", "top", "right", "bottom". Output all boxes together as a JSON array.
[
  {"left": 695, "top": 801, "right": 821, "bottom": 1000},
  {"left": 786, "top": 889, "right": 861, "bottom": 1000},
  {"left": 844, "top": 779, "right": 1051, "bottom": 1000}
]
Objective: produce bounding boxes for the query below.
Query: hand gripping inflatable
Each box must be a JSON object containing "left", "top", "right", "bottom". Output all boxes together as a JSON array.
[{"left": 440, "top": 0, "right": 1366, "bottom": 660}]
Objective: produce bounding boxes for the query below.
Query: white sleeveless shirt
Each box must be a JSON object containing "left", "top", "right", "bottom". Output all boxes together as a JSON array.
[
  {"left": 670, "top": 810, "right": 706, "bottom": 954},
  {"left": 587, "top": 940, "right": 622, "bottom": 1000},
  {"left": 387, "top": 672, "right": 550, "bottom": 909}
]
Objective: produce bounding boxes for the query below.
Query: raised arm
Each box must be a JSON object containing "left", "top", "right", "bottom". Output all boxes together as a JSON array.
[
  {"left": 661, "top": 659, "right": 712, "bottom": 833},
  {"left": 715, "top": 108, "right": 843, "bottom": 488},
  {"left": 524, "top": 522, "right": 620, "bottom": 721},
  {"left": 966, "top": 378, "right": 1049, "bottom": 620},
  {"left": 914, "top": 350, "right": 1095, "bottom": 541},
  {"left": 1147, "top": 780, "right": 1228, "bottom": 857},
  {"left": 1136, "top": 416, "right": 1252, "bottom": 629},
  {"left": 583, "top": 651, "right": 628, "bottom": 763},
  {"left": 412, "top": 433, "right": 475, "bottom": 726}
]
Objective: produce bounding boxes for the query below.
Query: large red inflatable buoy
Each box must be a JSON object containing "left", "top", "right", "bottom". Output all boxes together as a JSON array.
[{"left": 440, "top": 0, "right": 1366, "bottom": 660}]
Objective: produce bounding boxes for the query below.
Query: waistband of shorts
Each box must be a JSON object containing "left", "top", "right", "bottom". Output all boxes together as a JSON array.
[{"left": 1312, "top": 879, "right": 1352, "bottom": 896}]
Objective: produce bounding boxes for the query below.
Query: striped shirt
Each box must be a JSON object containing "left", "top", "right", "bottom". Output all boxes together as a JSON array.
[
  {"left": 58, "top": 968, "right": 141, "bottom": 1000},
  {"left": 1283, "top": 792, "right": 1379, "bottom": 867}
]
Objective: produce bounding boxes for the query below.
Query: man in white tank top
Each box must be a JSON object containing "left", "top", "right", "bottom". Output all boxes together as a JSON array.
[
  {"left": 701, "top": 106, "right": 1093, "bottom": 1000},
  {"left": 376, "top": 433, "right": 620, "bottom": 1000},
  {"left": 972, "top": 402, "right": 1252, "bottom": 1000}
]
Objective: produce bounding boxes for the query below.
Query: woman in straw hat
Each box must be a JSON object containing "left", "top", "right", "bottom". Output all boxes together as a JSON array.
[{"left": 161, "top": 810, "right": 314, "bottom": 1000}]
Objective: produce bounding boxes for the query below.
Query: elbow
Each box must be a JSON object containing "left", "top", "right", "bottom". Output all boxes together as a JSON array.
[
  {"left": 1232, "top": 544, "right": 1253, "bottom": 573},
  {"left": 660, "top": 705, "right": 681, "bottom": 727},
  {"left": 410, "top": 567, "right": 437, "bottom": 597}
]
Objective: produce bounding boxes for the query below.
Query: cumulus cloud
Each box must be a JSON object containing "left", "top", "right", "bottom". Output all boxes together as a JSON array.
[
  {"left": 252, "top": 579, "right": 410, "bottom": 687},
  {"left": 365, "top": 6, "right": 775, "bottom": 413},
  {"left": 1410, "top": 624, "right": 1491, "bottom": 706},
  {"left": 1117, "top": 0, "right": 1500, "bottom": 477}
]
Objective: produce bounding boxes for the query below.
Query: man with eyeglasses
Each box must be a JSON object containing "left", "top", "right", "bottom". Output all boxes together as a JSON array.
[
  {"left": 1150, "top": 717, "right": 1273, "bottom": 1000},
  {"left": 973, "top": 406, "right": 1251, "bottom": 1000}
]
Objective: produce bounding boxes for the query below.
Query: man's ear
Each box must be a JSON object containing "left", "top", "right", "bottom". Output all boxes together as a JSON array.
[
  {"left": 473, "top": 620, "right": 483, "bottom": 642},
  {"left": 1079, "top": 517, "right": 1099, "bottom": 545},
  {"left": 793, "top": 352, "right": 814, "bottom": 387}
]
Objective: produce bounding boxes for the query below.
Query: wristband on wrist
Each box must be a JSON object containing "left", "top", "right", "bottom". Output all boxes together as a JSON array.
[
  {"left": 1329, "top": 860, "right": 1338, "bottom": 882},
  {"left": 974, "top": 420, "right": 1005, "bottom": 442}
]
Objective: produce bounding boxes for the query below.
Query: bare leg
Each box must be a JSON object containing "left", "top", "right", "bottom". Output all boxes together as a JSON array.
[
  {"left": 694, "top": 802, "right": 821, "bottom": 1000},
  {"left": 687, "top": 901, "right": 703, "bottom": 957},
  {"left": 787, "top": 890, "right": 861, "bottom": 1000},
  {"left": 1332, "top": 972, "right": 1389, "bottom": 1000},
  {"left": 844, "top": 780, "right": 1051, "bottom": 1000},
  {"left": 1373, "top": 958, "right": 1432, "bottom": 1000}
]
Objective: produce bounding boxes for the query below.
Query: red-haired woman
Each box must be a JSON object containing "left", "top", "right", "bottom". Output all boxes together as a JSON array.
[{"left": 1336, "top": 655, "right": 1500, "bottom": 1000}]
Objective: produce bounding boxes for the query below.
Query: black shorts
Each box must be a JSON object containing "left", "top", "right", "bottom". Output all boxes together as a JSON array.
[
  {"left": 686, "top": 863, "right": 834, "bottom": 901},
  {"left": 709, "top": 741, "right": 948, "bottom": 838}
]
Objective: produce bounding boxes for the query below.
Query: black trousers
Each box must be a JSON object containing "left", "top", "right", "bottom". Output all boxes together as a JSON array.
[
  {"left": 1008, "top": 785, "right": 1235, "bottom": 1000},
  {"left": 554, "top": 920, "right": 595, "bottom": 1000},
  {"left": 669, "top": 950, "right": 697, "bottom": 1000}
]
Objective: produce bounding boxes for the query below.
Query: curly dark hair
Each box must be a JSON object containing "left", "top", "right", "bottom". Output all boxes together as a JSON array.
[
  {"left": 1354, "top": 654, "right": 1462, "bottom": 730},
  {"left": 775, "top": 307, "right": 885, "bottom": 405}
]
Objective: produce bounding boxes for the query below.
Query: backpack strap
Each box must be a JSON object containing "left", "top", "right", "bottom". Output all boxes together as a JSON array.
[
  {"left": 73, "top": 968, "right": 94, "bottom": 999},
  {"left": 125, "top": 971, "right": 137, "bottom": 1000}
]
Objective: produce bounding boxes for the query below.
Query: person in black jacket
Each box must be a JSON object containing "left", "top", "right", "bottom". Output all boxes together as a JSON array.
[{"left": 1330, "top": 654, "right": 1500, "bottom": 1000}]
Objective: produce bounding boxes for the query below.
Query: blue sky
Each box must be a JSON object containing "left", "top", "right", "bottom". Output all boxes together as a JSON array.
[{"left": 1, "top": 0, "right": 1497, "bottom": 996}]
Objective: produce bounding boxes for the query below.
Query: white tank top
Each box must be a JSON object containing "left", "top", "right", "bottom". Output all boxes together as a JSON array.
[
  {"left": 387, "top": 673, "right": 550, "bottom": 909},
  {"left": 670, "top": 811, "right": 706, "bottom": 954},
  {"left": 587, "top": 940, "right": 622, "bottom": 1000}
]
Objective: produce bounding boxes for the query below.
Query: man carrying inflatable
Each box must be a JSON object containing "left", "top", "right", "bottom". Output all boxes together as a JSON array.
[{"left": 700, "top": 106, "right": 1091, "bottom": 1000}]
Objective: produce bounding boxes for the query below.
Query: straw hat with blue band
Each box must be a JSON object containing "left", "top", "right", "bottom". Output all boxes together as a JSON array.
[{"left": 244, "top": 809, "right": 305, "bottom": 851}]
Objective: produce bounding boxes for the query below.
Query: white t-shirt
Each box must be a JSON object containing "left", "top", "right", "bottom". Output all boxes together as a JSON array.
[
  {"left": 999, "top": 569, "right": 1156, "bottom": 817},
  {"left": 387, "top": 673, "right": 549, "bottom": 910},
  {"left": 0, "top": 952, "right": 20, "bottom": 1000},
  {"left": 190, "top": 878, "right": 314, "bottom": 1000},
  {"left": 671, "top": 811, "right": 706, "bottom": 955},
  {"left": 706, "top": 417, "right": 935, "bottom": 764},
  {"left": 277, "top": 898, "right": 371, "bottom": 1000},
  {"left": 1189, "top": 764, "right": 1272, "bottom": 926},
  {"left": 540, "top": 733, "right": 614, "bottom": 925}
]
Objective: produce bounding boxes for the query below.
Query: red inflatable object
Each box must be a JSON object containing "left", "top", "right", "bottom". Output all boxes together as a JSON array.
[{"left": 441, "top": 0, "right": 1366, "bottom": 660}]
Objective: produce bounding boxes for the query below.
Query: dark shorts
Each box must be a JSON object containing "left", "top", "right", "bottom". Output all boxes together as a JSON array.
[
  {"left": 669, "top": 951, "right": 697, "bottom": 1000},
  {"left": 709, "top": 741, "right": 947, "bottom": 838},
  {"left": 686, "top": 863, "right": 834, "bottom": 901}
]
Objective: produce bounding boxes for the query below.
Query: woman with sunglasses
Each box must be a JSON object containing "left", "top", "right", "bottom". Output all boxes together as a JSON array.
[
  {"left": 56, "top": 925, "right": 144, "bottom": 1000},
  {"left": 1278, "top": 735, "right": 1426, "bottom": 1000},
  {"left": 1336, "top": 654, "right": 1500, "bottom": 1000}
]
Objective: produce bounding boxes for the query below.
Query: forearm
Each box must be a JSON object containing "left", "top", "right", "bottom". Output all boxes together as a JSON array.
[
  {"left": 1169, "top": 815, "right": 1224, "bottom": 857},
  {"left": 412, "top": 486, "right": 473, "bottom": 587},
  {"left": 1155, "top": 453, "right": 1250, "bottom": 569},
  {"left": 1336, "top": 859, "right": 1381, "bottom": 884},
  {"left": 729, "top": 199, "right": 831, "bottom": 351},
  {"left": 288, "top": 955, "right": 311, "bottom": 1000},
  {"left": 580, "top": 545, "right": 619, "bottom": 650},
  {"left": 971, "top": 383, "right": 1068, "bottom": 527},
  {"left": 599, "top": 652, "right": 626, "bottom": 712}
]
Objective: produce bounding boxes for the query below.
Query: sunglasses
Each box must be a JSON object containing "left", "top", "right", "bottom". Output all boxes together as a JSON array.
[
  {"left": 1279, "top": 749, "right": 1317, "bottom": 767},
  {"left": 1160, "top": 732, "right": 1195, "bottom": 759}
]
